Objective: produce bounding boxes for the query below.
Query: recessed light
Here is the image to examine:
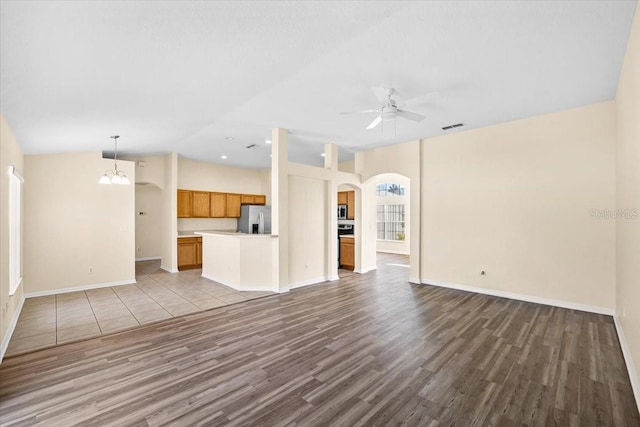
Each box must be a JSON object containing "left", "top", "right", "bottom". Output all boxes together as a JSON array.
[
  {"left": 265, "top": 139, "right": 272, "bottom": 144},
  {"left": 226, "top": 137, "right": 234, "bottom": 141},
  {"left": 320, "top": 153, "right": 326, "bottom": 157},
  {"left": 221, "top": 155, "right": 227, "bottom": 159}
]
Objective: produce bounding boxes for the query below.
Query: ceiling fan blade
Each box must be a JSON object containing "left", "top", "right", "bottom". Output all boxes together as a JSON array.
[
  {"left": 372, "top": 86, "right": 392, "bottom": 106},
  {"left": 400, "top": 91, "right": 441, "bottom": 107},
  {"left": 397, "top": 109, "right": 426, "bottom": 122},
  {"left": 340, "top": 109, "right": 380, "bottom": 115},
  {"left": 366, "top": 115, "right": 382, "bottom": 130}
]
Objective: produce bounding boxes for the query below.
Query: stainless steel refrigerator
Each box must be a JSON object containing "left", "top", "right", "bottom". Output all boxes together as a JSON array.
[{"left": 238, "top": 205, "right": 272, "bottom": 234}]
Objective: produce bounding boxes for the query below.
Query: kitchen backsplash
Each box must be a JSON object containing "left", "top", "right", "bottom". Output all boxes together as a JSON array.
[{"left": 178, "top": 218, "right": 238, "bottom": 231}]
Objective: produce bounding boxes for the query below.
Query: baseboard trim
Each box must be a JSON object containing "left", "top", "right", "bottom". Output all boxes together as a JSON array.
[
  {"left": 0, "top": 295, "right": 25, "bottom": 364},
  {"left": 160, "top": 265, "right": 178, "bottom": 273},
  {"left": 135, "top": 256, "right": 161, "bottom": 262},
  {"left": 290, "top": 276, "right": 328, "bottom": 289},
  {"left": 376, "top": 249, "right": 410, "bottom": 255},
  {"left": 613, "top": 315, "right": 640, "bottom": 412},
  {"left": 24, "top": 279, "right": 137, "bottom": 299},
  {"left": 421, "top": 279, "right": 615, "bottom": 316},
  {"left": 357, "top": 265, "right": 377, "bottom": 274},
  {"left": 201, "top": 273, "right": 276, "bottom": 293},
  {"left": 328, "top": 275, "right": 340, "bottom": 281}
]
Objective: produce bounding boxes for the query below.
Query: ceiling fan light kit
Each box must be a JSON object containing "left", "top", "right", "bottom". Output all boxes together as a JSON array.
[
  {"left": 99, "top": 135, "right": 131, "bottom": 185},
  {"left": 343, "top": 86, "right": 435, "bottom": 131}
]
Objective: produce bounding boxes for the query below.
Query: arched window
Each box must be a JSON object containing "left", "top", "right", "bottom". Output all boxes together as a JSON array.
[{"left": 376, "top": 183, "right": 406, "bottom": 241}]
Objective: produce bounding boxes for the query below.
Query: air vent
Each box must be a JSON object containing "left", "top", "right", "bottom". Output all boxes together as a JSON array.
[{"left": 442, "top": 123, "right": 464, "bottom": 131}]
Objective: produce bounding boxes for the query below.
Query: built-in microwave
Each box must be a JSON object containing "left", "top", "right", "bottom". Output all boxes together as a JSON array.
[{"left": 338, "top": 204, "right": 348, "bottom": 220}]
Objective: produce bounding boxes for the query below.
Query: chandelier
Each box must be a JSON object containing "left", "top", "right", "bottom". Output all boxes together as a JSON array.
[{"left": 99, "top": 135, "right": 130, "bottom": 185}]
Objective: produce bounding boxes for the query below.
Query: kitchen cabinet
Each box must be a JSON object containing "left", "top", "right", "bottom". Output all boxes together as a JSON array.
[
  {"left": 226, "top": 193, "right": 242, "bottom": 218},
  {"left": 347, "top": 191, "right": 355, "bottom": 219},
  {"left": 241, "top": 194, "right": 255, "bottom": 205},
  {"left": 192, "top": 191, "right": 210, "bottom": 217},
  {"left": 177, "top": 190, "right": 193, "bottom": 218},
  {"left": 254, "top": 194, "right": 266, "bottom": 205},
  {"left": 337, "top": 191, "right": 355, "bottom": 219},
  {"left": 177, "top": 237, "right": 202, "bottom": 270},
  {"left": 337, "top": 191, "right": 348, "bottom": 205},
  {"left": 340, "top": 236, "right": 354, "bottom": 270},
  {"left": 209, "top": 192, "right": 227, "bottom": 218}
]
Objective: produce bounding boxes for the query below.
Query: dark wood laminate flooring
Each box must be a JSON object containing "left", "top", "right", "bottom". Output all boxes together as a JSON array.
[{"left": 0, "top": 253, "right": 638, "bottom": 426}]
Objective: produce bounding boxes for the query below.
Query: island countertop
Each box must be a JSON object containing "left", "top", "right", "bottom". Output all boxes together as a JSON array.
[{"left": 194, "top": 230, "right": 277, "bottom": 238}]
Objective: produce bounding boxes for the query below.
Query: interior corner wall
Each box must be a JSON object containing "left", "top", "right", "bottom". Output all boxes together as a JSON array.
[
  {"left": 355, "top": 140, "right": 421, "bottom": 282},
  {"left": 615, "top": 0, "right": 640, "bottom": 403},
  {"left": 24, "top": 151, "right": 136, "bottom": 293},
  {"left": 161, "top": 153, "right": 178, "bottom": 272},
  {"left": 288, "top": 175, "right": 327, "bottom": 287},
  {"left": 0, "top": 115, "right": 25, "bottom": 352},
  {"left": 421, "top": 101, "right": 617, "bottom": 310}
]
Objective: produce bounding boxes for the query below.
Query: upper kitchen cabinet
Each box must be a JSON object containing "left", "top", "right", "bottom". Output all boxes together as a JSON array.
[
  {"left": 254, "top": 194, "right": 266, "bottom": 205},
  {"left": 226, "top": 193, "right": 242, "bottom": 217},
  {"left": 177, "top": 190, "right": 193, "bottom": 218},
  {"left": 192, "top": 191, "right": 210, "bottom": 217},
  {"left": 347, "top": 191, "right": 355, "bottom": 219},
  {"left": 337, "top": 191, "right": 348, "bottom": 205},
  {"left": 209, "top": 192, "right": 227, "bottom": 218},
  {"left": 337, "top": 190, "right": 355, "bottom": 219},
  {"left": 241, "top": 194, "right": 255, "bottom": 205}
]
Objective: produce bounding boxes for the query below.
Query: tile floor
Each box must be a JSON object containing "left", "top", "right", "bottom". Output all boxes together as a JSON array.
[{"left": 6, "top": 260, "right": 274, "bottom": 356}]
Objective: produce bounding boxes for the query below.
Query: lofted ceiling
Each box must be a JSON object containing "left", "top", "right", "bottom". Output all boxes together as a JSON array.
[{"left": 0, "top": 1, "right": 636, "bottom": 169}]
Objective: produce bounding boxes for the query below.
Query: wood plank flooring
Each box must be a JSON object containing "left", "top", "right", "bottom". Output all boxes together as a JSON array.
[{"left": 0, "top": 254, "right": 638, "bottom": 426}]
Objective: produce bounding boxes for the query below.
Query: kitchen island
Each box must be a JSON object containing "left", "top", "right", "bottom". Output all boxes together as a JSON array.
[{"left": 195, "top": 231, "right": 278, "bottom": 292}]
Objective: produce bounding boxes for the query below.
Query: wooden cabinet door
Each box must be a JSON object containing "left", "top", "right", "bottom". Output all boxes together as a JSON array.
[
  {"left": 196, "top": 238, "right": 202, "bottom": 265},
  {"left": 241, "top": 194, "right": 255, "bottom": 205},
  {"left": 177, "top": 190, "right": 192, "bottom": 218},
  {"left": 254, "top": 194, "right": 266, "bottom": 205},
  {"left": 178, "top": 238, "right": 198, "bottom": 270},
  {"left": 209, "top": 192, "right": 227, "bottom": 218},
  {"left": 337, "top": 191, "right": 348, "bottom": 205},
  {"left": 347, "top": 191, "right": 355, "bottom": 219},
  {"left": 192, "top": 191, "right": 210, "bottom": 217},
  {"left": 340, "top": 237, "right": 355, "bottom": 270},
  {"left": 226, "top": 193, "right": 242, "bottom": 217}
]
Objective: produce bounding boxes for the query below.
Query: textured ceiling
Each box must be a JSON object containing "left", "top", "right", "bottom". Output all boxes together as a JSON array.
[{"left": 1, "top": 1, "right": 636, "bottom": 168}]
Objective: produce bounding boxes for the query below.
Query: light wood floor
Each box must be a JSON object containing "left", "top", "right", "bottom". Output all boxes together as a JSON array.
[{"left": 0, "top": 254, "right": 638, "bottom": 426}]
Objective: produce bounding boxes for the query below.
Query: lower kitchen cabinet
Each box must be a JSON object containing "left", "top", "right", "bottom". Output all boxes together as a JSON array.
[
  {"left": 178, "top": 237, "right": 202, "bottom": 270},
  {"left": 340, "top": 236, "right": 354, "bottom": 270}
]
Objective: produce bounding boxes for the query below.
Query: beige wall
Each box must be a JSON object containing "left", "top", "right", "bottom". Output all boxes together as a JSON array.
[
  {"left": 288, "top": 175, "right": 327, "bottom": 287},
  {"left": 178, "top": 158, "right": 265, "bottom": 194},
  {"left": 24, "top": 151, "right": 136, "bottom": 293},
  {"left": 615, "top": 1, "right": 640, "bottom": 402},
  {"left": 124, "top": 155, "right": 165, "bottom": 189},
  {"left": 421, "top": 102, "right": 617, "bottom": 310},
  {"left": 338, "top": 160, "right": 355, "bottom": 173},
  {"left": 0, "top": 115, "right": 25, "bottom": 355},
  {"left": 135, "top": 185, "right": 162, "bottom": 260},
  {"left": 178, "top": 158, "right": 270, "bottom": 231}
]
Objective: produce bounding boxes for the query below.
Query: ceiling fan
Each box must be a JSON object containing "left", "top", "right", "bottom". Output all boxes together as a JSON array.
[{"left": 341, "top": 86, "right": 440, "bottom": 130}]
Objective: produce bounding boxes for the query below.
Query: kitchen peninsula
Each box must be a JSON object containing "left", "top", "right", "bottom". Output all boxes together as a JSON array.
[{"left": 195, "top": 231, "right": 278, "bottom": 292}]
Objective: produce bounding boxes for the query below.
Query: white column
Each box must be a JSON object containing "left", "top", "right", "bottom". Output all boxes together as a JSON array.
[
  {"left": 325, "top": 143, "right": 339, "bottom": 280},
  {"left": 271, "top": 128, "right": 289, "bottom": 292}
]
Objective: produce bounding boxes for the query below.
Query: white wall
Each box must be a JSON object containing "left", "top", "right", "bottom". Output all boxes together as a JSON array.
[
  {"left": 288, "top": 175, "right": 327, "bottom": 287},
  {"left": 135, "top": 184, "right": 162, "bottom": 260},
  {"left": 0, "top": 115, "right": 24, "bottom": 356},
  {"left": 24, "top": 151, "right": 136, "bottom": 293},
  {"left": 161, "top": 153, "right": 178, "bottom": 272},
  {"left": 615, "top": 1, "right": 640, "bottom": 404},
  {"left": 421, "top": 101, "right": 616, "bottom": 311}
]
